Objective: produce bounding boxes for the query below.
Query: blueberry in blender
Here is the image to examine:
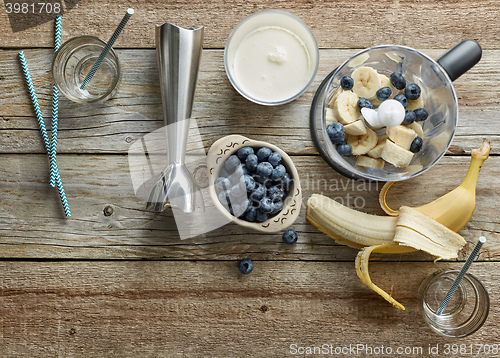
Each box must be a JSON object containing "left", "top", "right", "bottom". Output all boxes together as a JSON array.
[
  {"left": 376, "top": 86, "right": 392, "bottom": 101},
  {"left": 340, "top": 75, "right": 354, "bottom": 90},
  {"left": 414, "top": 108, "right": 429, "bottom": 121},
  {"left": 405, "top": 83, "right": 421, "bottom": 100},
  {"left": 394, "top": 93, "right": 408, "bottom": 108},
  {"left": 390, "top": 72, "right": 406, "bottom": 90},
  {"left": 326, "top": 122, "right": 345, "bottom": 145}
]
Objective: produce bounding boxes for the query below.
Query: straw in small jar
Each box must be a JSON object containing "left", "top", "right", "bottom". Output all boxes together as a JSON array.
[
  {"left": 79, "top": 8, "right": 134, "bottom": 90},
  {"left": 436, "top": 236, "right": 486, "bottom": 315}
]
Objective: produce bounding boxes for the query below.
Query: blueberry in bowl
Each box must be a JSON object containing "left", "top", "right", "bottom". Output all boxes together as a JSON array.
[{"left": 207, "top": 135, "right": 302, "bottom": 232}]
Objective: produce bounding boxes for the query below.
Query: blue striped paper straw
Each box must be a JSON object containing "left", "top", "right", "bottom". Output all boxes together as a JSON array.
[
  {"left": 18, "top": 51, "right": 72, "bottom": 217},
  {"left": 80, "top": 8, "right": 134, "bottom": 90},
  {"left": 49, "top": 15, "right": 62, "bottom": 187},
  {"left": 436, "top": 236, "right": 486, "bottom": 315}
]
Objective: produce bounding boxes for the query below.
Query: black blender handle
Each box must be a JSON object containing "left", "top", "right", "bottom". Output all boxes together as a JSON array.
[{"left": 437, "top": 40, "right": 482, "bottom": 82}]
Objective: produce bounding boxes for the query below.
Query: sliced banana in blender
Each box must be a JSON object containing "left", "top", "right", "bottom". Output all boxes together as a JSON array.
[
  {"left": 344, "top": 119, "right": 367, "bottom": 135},
  {"left": 386, "top": 125, "right": 417, "bottom": 151},
  {"left": 347, "top": 53, "right": 369, "bottom": 67},
  {"left": 325, "top": 108, "right": 338, "bottom": 123},
  {"left": 351, "top": 66, "right": 381, "bottom": 100},
  {"left": 356, "top": 156, "right": 385, "bottom": 170},
  {"left": 381, "top": 139, "right": 414, "bottom": 168},
  {"left": 328, "top": 88, "right": 344, "bottom": 107},
  {"left": 367, "top": 135, "right": 388, "bottom": 159},
  {"left": 333, "top": 91, "right": 361, "bottom": 124},
  {"left": 347, "top": 127, "right": 378, "bottom": 155},
  {"left": 405, "top": 121, "right": 423, "bottom": 138},
  {"left": 406, "top": 95, "right": 424, "bottom": 111}
]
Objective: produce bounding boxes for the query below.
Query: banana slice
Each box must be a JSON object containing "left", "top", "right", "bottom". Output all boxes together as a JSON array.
[
  {"left": 347, "top": 127, "right": 378, "bottom": 155},
  {"left": 328, "top": 88, "right": 344, "bottom": 107},
  {"left": 386, "top": 125, "right": 417, "bottom": 150},
  {"left": 406, "top": 95, "right": 424, "bottom": 111},
  {"left": 347, "top": 52, "right": 369, "bottom": 67},
  {"left": 325, "top": 108, "right": 338, "bottom": 123},
  {"left": 381, "top": 139, "right": 414, "bottom": 168},
  {"left": 344, "top": 119, "right": 367, "bottom": 135},
  {"left": 356, "top": 156, "right": 385, "bottom": 170},
  {"left": 351, "top": 66, "right": 381, "bottom": 100},
  {"left": 367, "top": 135, "right": 388, "bottom": 159},
  {"left": 405, "top": 121, "right": 423, "bottom": 138},
  {"left": 385, "top": 53, "right": 403, "bottom": 63},
  {"left": 333, "top": 91, "right": 360, "bottom": 124}
]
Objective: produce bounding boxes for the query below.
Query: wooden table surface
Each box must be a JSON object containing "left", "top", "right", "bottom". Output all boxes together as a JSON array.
[{"left": 1, "top": 0, "right": 499, "bottom": 356}]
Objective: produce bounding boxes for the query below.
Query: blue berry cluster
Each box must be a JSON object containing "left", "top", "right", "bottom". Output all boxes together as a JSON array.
[
  {"left": 216, "top": 146, "right": 293, "bottom": 223},
  {"left": 388, "top": 72, "right": 427, "bottom": 154},
  {"left": 326, "top": 122, "right": 352, "bottom": 157}
]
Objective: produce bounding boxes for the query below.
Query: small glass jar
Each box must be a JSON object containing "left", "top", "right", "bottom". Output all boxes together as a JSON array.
[
  {"left": 420, "top": 270, "right": 489, "bottom": 338},
  {"left": 52, "top": 36, "right": 120, "bottom": 103}
]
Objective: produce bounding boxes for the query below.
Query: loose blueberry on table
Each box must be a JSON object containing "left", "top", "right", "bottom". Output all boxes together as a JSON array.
[
  {"left": 282, "top": 229, "right": 298, "bottom": 245},
  {"left": 215, "top": 146, "right": 293, "bottom": 222},
  {"left": 238, "top": 258, "right": 254, "bottom": 274}
]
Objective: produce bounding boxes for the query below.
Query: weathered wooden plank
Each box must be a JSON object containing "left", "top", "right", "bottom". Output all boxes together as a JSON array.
[
  {"left": 1, "top": 0, "right": 499, "bottom": 50},
  {"left": 1, "top": 49, "right": 499, "bottom": 155},
  {"left": 0, "top": 261, "right": 498, "bottom": 357},
  {"left": 0, "top": 154, "right": 498, "bottom": 260}
]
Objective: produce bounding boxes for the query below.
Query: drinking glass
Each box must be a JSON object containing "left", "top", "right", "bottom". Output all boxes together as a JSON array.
[
  {"left": 420, "top": 270, "right": 489, "bottom": 338},
  {"left": 52, "top": 35, "right": 120, "bottom": 103}
]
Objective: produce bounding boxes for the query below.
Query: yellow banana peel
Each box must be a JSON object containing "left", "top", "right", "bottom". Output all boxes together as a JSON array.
[
  {"left": 307, "top": 140, "right": 490, "bottom": 310},
  {"left": 380, "top": 140, "right": 491, "bottom": 232}
]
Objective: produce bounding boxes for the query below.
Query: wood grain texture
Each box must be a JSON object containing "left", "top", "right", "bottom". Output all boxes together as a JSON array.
[
  {"left": 2, "top": 0, "right": 500, "bottom": 354},
  {"left": 0, "top": 261, "right": 499, "bottom": 357},
  {"left": 1, "top": 0, "right": 500, "bottom": 49},
  {"left": 1, "top": 49, "right": 499, "bottom": 155},
  {"left": 0, "top": 154, "right": 498, "bottom": 260}
]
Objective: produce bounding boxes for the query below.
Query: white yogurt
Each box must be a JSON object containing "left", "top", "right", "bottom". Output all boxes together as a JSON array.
[{"left": 232, "top": 26, "right": 312, "bottom": 103}]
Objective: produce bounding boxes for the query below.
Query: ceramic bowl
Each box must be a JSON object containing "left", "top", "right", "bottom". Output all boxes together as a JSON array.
[{"left": 207, "top": 135, "right": 302, "bottom": 232}]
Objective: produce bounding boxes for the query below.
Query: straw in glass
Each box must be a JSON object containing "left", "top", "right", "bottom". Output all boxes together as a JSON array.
[
  {"left": 79, "top": 8, "right": 134, "bottom": 90},
  {"left": 18, "top": 51, "right": 72, "bottom": 217},
  {"left": 49, "top": 15, "right": 62, "bottom": 187},
  {"left": 436, "top": 236, "right": 486, "bottom": 315}
]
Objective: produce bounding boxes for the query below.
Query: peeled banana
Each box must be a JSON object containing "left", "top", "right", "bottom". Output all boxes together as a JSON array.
[
  {"left": 306, "top": 140, "right": 490, "bottom": 310},
  {"left": 307, "top": 194, "right": 467, "bottom": 309}
]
